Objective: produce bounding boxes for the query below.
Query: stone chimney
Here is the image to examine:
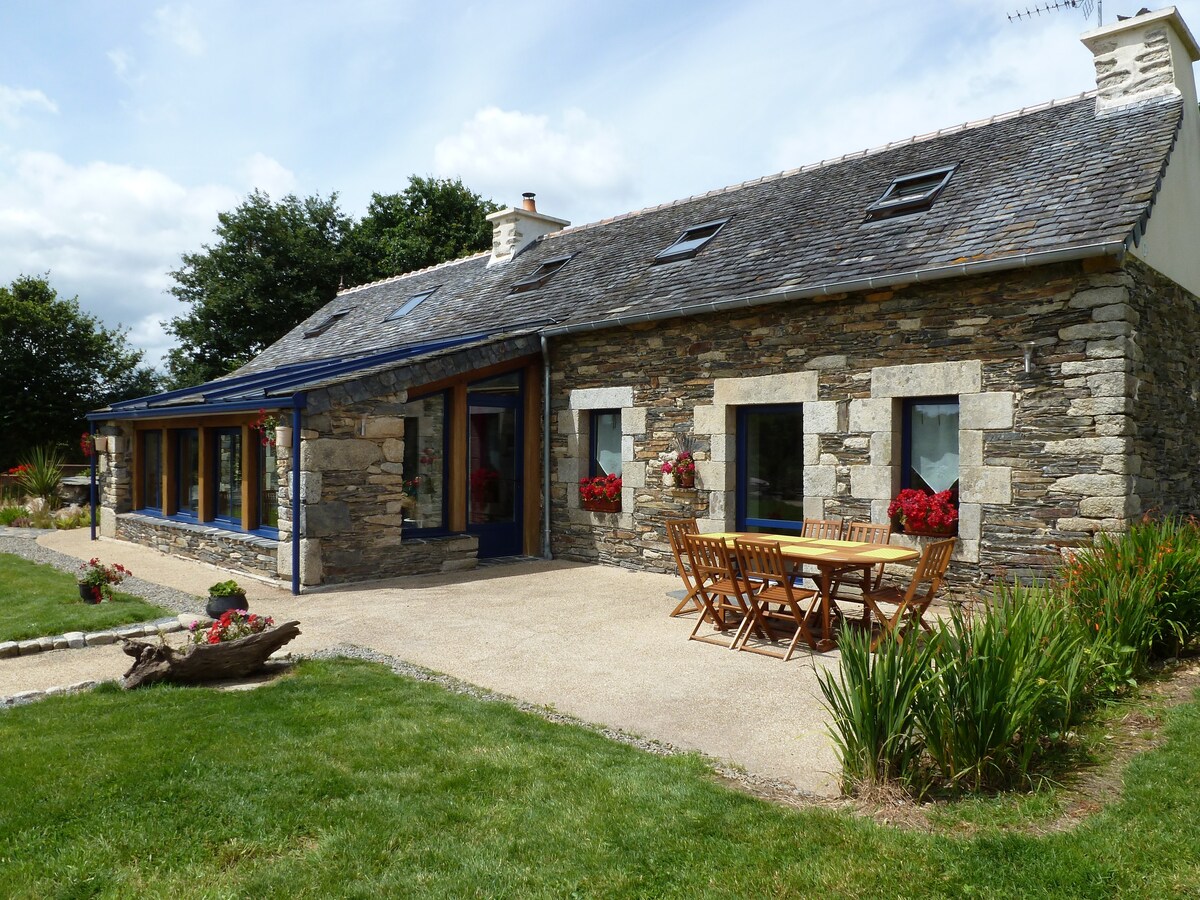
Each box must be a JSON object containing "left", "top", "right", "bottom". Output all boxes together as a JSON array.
[
  {"left": 1081, "top": 6, "right": 1200, "bottom": 113},
  {"left": 485, "top": 192, "right": 570, "bottom": 267}
]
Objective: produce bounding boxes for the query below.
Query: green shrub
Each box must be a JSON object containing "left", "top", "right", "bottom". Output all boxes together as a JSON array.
[
  {"left": 15, "top": 446, "right": 64, "bottom": 509},
  {"left": 0, "top": 506, "right": 30, "bottom": 527},
  {"left": 1063, "top": 516, "right": 1200, "bottom": 692},
  {"left": 816, "top": 625, "right": 934, "bottom": 794},
  {"left": 915, "top": 586, "right": 1087, "bottom": 793}
]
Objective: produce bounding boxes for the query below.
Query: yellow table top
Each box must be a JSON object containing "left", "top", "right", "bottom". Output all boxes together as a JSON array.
[{"left": 700, "top": 532, "right": 920, "bottom": 566}]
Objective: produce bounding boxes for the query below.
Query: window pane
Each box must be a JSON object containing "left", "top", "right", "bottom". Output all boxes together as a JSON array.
[
  {"left": 177, "top": 430, "right": 199, "bottom": 516},
  {"left": 215, "top": 429, "right": 242, "bottom": 521},
  {"left": 591, "top": 410, "right": 621, "bottom": 477},
  {"left": 401, "top": 394, "right": 446, "bottom": 531},
  {"left": 908, "top": 400, "right": 959, "bottom": 493},
  {"left": 742, "top": 407, "right": 804, "bottom": 532},
  {"left": 141, "top": 431, "right": 162, "bottom": 510},
  {"left": 469, "top": 404, "right": 517, "bottom": 526},
  {"left": 260, "top": 441, "right": 278, "bottom": 529}
]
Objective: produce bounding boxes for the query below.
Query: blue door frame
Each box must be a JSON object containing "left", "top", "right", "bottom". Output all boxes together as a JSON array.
[
  {"left": 735, "top": 404, "right": 806, "bottom": 534},
  {"left": 466, "top": 381, "right": 524, "bottom": 558}
]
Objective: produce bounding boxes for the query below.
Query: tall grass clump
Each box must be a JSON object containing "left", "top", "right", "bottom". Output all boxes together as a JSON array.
[
  {"left": 915, "top": 585, "right": 1088, "bottom": 793},
  {"left": 1064, "top": 515, "right": 1200, "bottom": 692},
  {"left": 15, "top": 446, "right": 64, "bottom": 509},
  {"left": 816, "top": 625, "right": 934, "bottom": 794}
]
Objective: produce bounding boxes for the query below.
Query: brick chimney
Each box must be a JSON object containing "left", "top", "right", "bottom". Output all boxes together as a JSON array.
[
  {"left": 1081, "top": 6, "right": 1200, "bottom": 113},
  {"left": 485, "top": 192, "right": 570, "bottom": 267}
]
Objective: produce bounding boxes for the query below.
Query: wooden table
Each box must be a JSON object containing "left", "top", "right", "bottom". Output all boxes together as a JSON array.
[{"left": 700, "top": 532, "right": 920, "bottom": 650}]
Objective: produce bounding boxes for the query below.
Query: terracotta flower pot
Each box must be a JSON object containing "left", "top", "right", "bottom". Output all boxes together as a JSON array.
[
  {"left": 677, "top": 470, "right": 695, "bottom": 488},
  {"left": 582, "top": 498, "right": 621, "bottom": 513}
]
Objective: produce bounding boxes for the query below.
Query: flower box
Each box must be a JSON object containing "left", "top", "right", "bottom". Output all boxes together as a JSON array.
[
  {"left": 582, "top": 497, "right": 621, "bottom": 513},
  {"left": 888, "top": 488, "right": 959, "bottom": 537}
]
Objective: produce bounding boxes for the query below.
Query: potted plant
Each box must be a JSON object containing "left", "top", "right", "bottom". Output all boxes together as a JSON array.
[
  {"left": 207, "top": 579, "right": 248, "bottom": 618},
  {"left": 887, "top": 488, "right": 959, "bottom": 536},
  {"left": 77, "top": 557, "right": 131, "bottom": 603},
  {"left": 674, "top": 451, "right": 697, "bottom": 489},
  {"left": 251, "top": 410, "right": 282, "bottom": 448},
  {"left": 580, "top": 474, "right": 622, "bottom": 512},
  {"left": 659, "top": 452, "right": 676, "bottom": 487}
]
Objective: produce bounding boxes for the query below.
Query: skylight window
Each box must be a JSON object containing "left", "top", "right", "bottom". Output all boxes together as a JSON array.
[
  {"left": 866, "top": 165, "right": 957, "bottom": 220},
  {"left": 385, "top": 286, "right": 438, "bottom": 321},
  {"left": 303, "top": 309, "right": 351, "bottom": 338},
  {"left": 654, "top": 218, "right": 728, "bottom": 264},
  {"left": 510, "top": 255, "right": 573, "bottom": 293}
]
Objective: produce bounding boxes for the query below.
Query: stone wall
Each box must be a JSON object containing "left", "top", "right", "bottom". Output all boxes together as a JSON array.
[
  {"left": 116, "top": 513, "right": 279, "bottom": 580},
  {"left": 295, "top": 386, "right": 479, "bottom": 585},
  {"left": 547, "top": 260, "right": 1156, "bottom": 590},
  {"left": 1127, "top": 259, "right": 1200, "bottom": 517}
]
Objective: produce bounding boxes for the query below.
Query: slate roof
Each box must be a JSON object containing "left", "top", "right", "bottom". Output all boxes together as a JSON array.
[{"left": 105, "top": 90, "right": 1184, "bottom": 414}]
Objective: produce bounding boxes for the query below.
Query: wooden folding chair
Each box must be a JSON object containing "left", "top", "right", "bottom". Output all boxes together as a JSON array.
[
  {"left": 733, "top": 538, "right": 822, "bottom": 660},
  {"left": 664, "top": 517, "right": 702, "bottom": 617},
  {"left": 802, "top": 518, "right": 844, "bottom": 540},
  {"left": 831, "top": 521, "right": 894, "bottom": 616},
  {"left": 683, "top": 534, "right": 759, "bottom": 649},
  {"left": 861, "top": 537, "right": 956, "bottom": 649},
  {"left": 793, "top": 518, "right": 845, "bottom": 588}
]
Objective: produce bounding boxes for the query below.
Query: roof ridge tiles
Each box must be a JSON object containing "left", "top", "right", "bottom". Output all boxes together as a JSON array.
[
  {"left": 547, "top": 90, "right": 1100, "bottom": 240},
  {"left": 336, "top": 250, "right": 489, "bottom": 296}
]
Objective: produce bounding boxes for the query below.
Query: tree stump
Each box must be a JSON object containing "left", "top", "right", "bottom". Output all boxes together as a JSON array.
[{"left": 120, "top": 621, "right": 302, "bottom": 689}]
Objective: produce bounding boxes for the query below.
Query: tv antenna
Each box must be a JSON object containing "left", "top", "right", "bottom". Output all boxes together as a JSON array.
[{"left": 1007, "top": 0, "right": 1101, "bottom": 28}]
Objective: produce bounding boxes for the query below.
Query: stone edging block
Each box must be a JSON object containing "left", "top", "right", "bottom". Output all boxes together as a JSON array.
[{"left": 0, "top": 617, "right": 188, "bottom": 662}]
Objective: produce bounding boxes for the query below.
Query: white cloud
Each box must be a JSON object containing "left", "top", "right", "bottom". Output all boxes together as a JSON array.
[
  {"left": 106, "top": 49, "right": 139, "bottom": 86},
  {"left": 150, "top": 4, "right": 206, "bottom": 56},
  {"left": 0, "top": 149, "right": 238, "bottom": 368},
  {"left": 240, "top": 152, "right": 297, "bottom": 198},
  {"left": 0, "top": 85, "right": 58, "bottom": 128},
  {"left": 433, "top": 107, "right": 635, "bottom": 213}
]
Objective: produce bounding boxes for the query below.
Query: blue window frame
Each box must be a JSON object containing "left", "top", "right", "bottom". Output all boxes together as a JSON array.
[
  {"left": 589, "top": 409, "right": 622, "bottom": 477},
  {"left": 901, "top": 397, "right": 960, "bottom": 494},
  {"left": 139, "top": 430, "right": 163, "bottom": 511},
  {"left": 175, "top": 429, "right": 200, "bottom": 519},
  {"left": 735, "top": 404, "right": 805, "bottom": 535},
  {"left": 212, "top": 427, "right": 243, "bottom": 525},
  {"left": 401, "top": 390, "right": 451, "bottom": 536}
]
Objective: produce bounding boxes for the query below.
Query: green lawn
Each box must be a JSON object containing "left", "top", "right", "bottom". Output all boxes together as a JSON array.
[
  {"left": 0, "top": 659, "right": 1198, "bottom": 898},
  {"left": 0, "top": 553, "right": 171, "bottom": 642}
]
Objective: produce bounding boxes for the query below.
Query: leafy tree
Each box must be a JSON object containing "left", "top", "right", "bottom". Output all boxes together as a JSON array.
[
  {"left": 164, "top": 191, "right": 357, "bottom": 387},
  {"left": 349, "top": 176, "right": 500, "bottom": 281},
  {"left": 163, "top": 178, "right": 499, "bottom": 389},
  {"left": 0, "top": 275, "right": 160, "bottom": 469}
]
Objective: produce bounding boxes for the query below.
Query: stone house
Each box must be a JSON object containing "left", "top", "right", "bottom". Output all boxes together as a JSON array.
[{"left": 90, "top": 9, "right": 1200, "bottom": 593}]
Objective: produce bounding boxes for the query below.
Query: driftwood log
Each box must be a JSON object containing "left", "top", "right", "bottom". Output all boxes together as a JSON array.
[{"left": 120, "top": 621, "right": 301, "bottom": 689}]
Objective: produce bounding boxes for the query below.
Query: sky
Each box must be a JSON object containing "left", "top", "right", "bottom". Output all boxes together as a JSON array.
[{"left": 3, "top": 0, "right": 1198, "bottom": 370}]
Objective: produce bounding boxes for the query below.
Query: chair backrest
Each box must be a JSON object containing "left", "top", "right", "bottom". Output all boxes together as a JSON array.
[
  {"left": 844, "top": 521, "right": 892, "bottom": 545},
  {"left": 903, "top": 538, "right": 956, "bottom": 604},
  {"left": 683, "top": 534, "right": 740, "bottom": 586},
  {"left": 665, "top": 517, "right": 700, "bottom": 577},
  {"left": 802, "top": 518, "right": 843, "bottom": 541},
  {"left": 733, "top": 537, "right": 789, "bottom": 592}
]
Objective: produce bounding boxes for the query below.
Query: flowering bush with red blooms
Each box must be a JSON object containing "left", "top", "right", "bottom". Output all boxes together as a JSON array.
[
  {"left": 5, "top": 464, "right": 30, "bottom": 476},
  {"left": 674, "top": 452, "right": 696, "bottom": 474},
  {"left": 250, "top": 409, "right": 282, "bottom": 447},
  {"left": 887, "top": 488, "right": 958, "bottom": 534},
  {"left": 190, "top": 609, "right": 275, "bottom": 645},
  {"left": 79, "top": 432, "right": 95, "bottom": 458},
  {"left": 77, "top": 558, "right": 132, "bottom": 600},
  {"left": 579, "top": 474, "right": 622, "bottom": 502}
]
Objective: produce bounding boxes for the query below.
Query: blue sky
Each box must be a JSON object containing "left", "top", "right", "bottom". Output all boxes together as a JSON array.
[{"left": 2, "top": 1, "right": 1196, "bottom": 368}]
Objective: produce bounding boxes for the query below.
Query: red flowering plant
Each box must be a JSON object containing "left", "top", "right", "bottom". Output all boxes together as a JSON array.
[
  {"left": 76, "top": 557, "right": 132, "bottom": 601},
  {"left": 80, "top": 432, "right": 95, "bottom": 458},
  {"left": 887, "top": 488, "right": 959, "bottom": 535},
  {"left": 190, "top": 609, "right": 275, "bottom": 645},
  {"left": 250, "top": 410, "right": 282, "bottom": 447},
  {"left": 579, "top": 474, "right": 622, "bottom": 508}
]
